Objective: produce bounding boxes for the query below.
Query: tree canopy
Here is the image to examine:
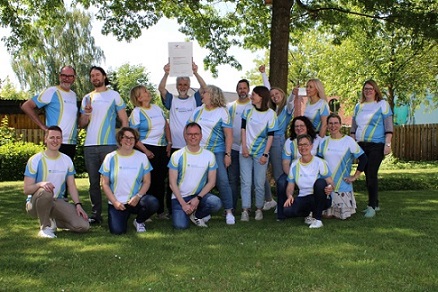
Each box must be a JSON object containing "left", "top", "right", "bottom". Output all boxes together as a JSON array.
[{"left": 10, "top": 9, "right": 105, "bottom": 98}]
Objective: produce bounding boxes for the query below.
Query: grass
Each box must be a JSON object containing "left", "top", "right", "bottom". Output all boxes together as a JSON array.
[{"left": 1, "top": 178, "right": 438, "bottom": 291}]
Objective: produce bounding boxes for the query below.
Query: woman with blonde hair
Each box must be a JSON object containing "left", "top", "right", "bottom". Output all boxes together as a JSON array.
[
  {"left": 129, "top": 85, "right": 172, "bottom": 219},
  {"left": 188, "top": 85, "right": 235, "bottom": 225},
  {"left": 294, "top": 78, "right": 330, "bottom": 137}
]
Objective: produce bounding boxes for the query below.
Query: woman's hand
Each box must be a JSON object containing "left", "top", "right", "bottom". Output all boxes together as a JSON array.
[
  {"left": 144, "top": 149, "right": 155, "bottom": 160},
  {"left": 344, "top": 176, "right": 357, "bottom": 184},
  {"left": 259, "top": 155, "right": 268, "bottom": 165},
  {"left": 324, "top": 184, "right": 334, "bottom": 195},
  {"left": 284, "top": 196, "right": 294, "bottom": 207},
  {"left": 384, "top": 144, "right": 392, "bottom": 156},
  {"left": 224, "top": 155, "right": 231, "bottom": 168}
]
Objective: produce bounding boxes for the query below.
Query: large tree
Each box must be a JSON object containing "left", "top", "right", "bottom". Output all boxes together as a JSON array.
[
  {"left": 73, "top": 0, "right": 436, "bottom": 92},
  {"left": 2, "top": 1, "right": 437, "bottom": 93},
  {"left": 10, "top": 9, "right": 104, "bottom": 98},
  {"left": 107, "top": 63, "right": 156, "bottom": 111}
]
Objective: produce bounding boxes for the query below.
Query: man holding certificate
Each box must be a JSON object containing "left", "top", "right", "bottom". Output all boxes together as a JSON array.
[{"left": 158, "top": 61, "right": 207, "bottom": 150}]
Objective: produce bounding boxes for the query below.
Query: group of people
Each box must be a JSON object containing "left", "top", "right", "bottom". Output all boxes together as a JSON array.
[{"left": 21, "top": 62, "right": 393, "bottom": 237}]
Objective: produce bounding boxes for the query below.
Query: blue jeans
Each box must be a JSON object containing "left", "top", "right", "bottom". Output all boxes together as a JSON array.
[
  {"left": 278, "top": 178, "right": 332, "bottom": 221},
  {"left": 107, "top": 195, "right": 159, "bottom": 235},
  {"left": 264, "top": 135, "right": 285, "bottom": 200},
  {"left": 144, "top": 144, "right": 169, "bottom": 214},
  {"left": 172, "top": 194, "right": 222, "bottom": 230},
  {"left": 84, "top": 145, "right": 117, "bottom": 219},
  {"left": 215, "top": 152, "right": 233, "bottom": 210},
  {"left": 227, "top": 149, "right": 241, "bottom": 209},
  {"left": 240, "top": 154, "right": 268, "bottom": 210}
]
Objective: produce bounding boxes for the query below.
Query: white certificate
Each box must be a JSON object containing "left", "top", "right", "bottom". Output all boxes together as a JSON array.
[{"left": 168, "top": 42, "right": 193, "bottom": 77}]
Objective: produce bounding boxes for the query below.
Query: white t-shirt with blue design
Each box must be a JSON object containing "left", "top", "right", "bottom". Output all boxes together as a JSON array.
[
  {"left": 318, "top": 135, "right": 364, "bottom": 192},
  {"left": 168, "top": 147, "right": 217, "bottom": 199},
  {"left": 24, "top": 151, "right": 75, "bottom": 199},
  {"left": 287, "top": 156, "right": 331, "bottom": 197},
  {"left": 353, "top": 100, "right": 392, "bottom": 143},
  {"left": 32, "top": 86, "right": 78, "bottom": 144},
  {"left": 129, "top": 105, "right": 168, "bottom": 146},
  {"left": 188, "top": 105, "right": 232, "bottom": 153},
  {"left": 99, "top": 150, "right": 153, "bottom": 204},
  {"left": 81, "top": 89, "right": 126, "bottom": 146}
]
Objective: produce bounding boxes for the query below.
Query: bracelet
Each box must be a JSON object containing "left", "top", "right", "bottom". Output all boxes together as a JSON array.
[
  {"left": 136, "top": 193, "right": 143, "bottom": 199},
  {"left": 75, "top": 202, "right": 82, "bottom": 206},
  {"left": 196, "top": 195, "right": 203, "bottom": 201},
  {"left": 225, "top": 152, "right": 231, "bottom": 157}
]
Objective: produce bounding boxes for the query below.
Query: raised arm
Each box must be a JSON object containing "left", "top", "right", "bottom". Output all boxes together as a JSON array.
[
  {"left": 259, "top": 65, "right": 271, "bottom": 90},
  {"left": 158, "top": 63, "right": 170, "bottom": 99},
  {"left": 192, "top": 62, "right": 207, "bottom": 91}
]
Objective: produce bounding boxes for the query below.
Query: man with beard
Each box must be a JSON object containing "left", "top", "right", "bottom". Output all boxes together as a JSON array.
[
  {"left": 158, "top": 61, "right": 207, "bottom": 217},
  {"left": 79, "top": 66, "right": 129, "bottom": 224},
  {"left": 226, "top": 79, "right": 252, "bottom": 209},
  {"left": 21, "top": 66, "right": 79, "bottom": 160},
  {"left": 158, "top": 62, "right": 207, "bottom": 151}
]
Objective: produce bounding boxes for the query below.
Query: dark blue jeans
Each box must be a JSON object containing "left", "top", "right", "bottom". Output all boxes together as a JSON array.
[
  {"left": 359, "top": 142, "right": 384, "bottom": 209},
  {"left": 277, "top": 177, "right": 331, "bottom": 220},
  {"left": 108, "top": 195, "right": 159, "bottom": 235},
  {"left": 171, "top": 194, "right": 222, "bottom": 230},
  {"left": 144, "top": 144, "right": 169, "bottom": 214}
]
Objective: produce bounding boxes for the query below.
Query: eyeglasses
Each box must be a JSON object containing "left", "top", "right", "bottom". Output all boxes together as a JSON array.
[
  {"left": 294, "top": 125, "right": 306, "bottom": 129},
  {"left": 122, "top": 135, "right": 135, "bottom": 141},
  {"left": 60, "top": 74, "right": 75, "bottom": 78},
  {"left": 298, "top": 143, "right": 311, "bottom": 148},
  {"left": 364, "top": 87, "right": 375, "bottom": 92},
  {"left": 186, "top": 133, "right": 201, "bottom": 137}
]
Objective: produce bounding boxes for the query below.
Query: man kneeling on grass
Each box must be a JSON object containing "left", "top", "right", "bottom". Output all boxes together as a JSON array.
[
  {"left": 168, "top": 122, "right": 222, "bottom": 229},
  {"left": 24, "top": 126, "right": 89, "bottom": 238}
]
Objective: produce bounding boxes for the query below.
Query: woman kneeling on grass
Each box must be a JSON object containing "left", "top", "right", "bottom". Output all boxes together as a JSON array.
[
  {"left": 279, "top": 134, "right": 334, "bottom": 229},
  {"left": 100, "top": 127, "right": 159, "bottom": 235}
]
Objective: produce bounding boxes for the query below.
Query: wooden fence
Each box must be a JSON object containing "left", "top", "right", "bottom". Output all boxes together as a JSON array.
[
  {"left": 11, "top": 124, "right": 438, "bottom": 161},
  {"left": 2, "top": 110, "right": 437, "bottom": 161}
]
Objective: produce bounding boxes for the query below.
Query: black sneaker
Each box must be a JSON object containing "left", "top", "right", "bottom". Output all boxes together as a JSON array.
[{"left": 88, "top": 216, "right": 102, "bottom": 225}]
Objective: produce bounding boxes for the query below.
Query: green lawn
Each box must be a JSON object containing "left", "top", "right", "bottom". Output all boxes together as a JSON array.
[{"left": 1, "top": 178, "right": 437, "bottom": 291}]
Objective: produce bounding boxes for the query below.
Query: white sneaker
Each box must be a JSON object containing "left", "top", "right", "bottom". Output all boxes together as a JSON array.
[
  {"left": 255, "top": 210, "right": 263, "bottom": 221},
  {"left": 262, "top": 200, "right": 277, "bottom": 211},
  {"left": 190, "top": 213, "right": 208, "bottom": 227},
  {"left": 202, "top": 215, "right": 211, "bottom": 223},
  {"left": 364, "top": 206, "right": 376, "bottom": 218},
  {"left": 309, "top": 219, "right": 323, "bottom": 229},
  {"left": 133, "top": 219, "right": 147, "bottom": 233},
  {"left": 38, "top": 227, "right": 57, "bottom": 238},
  {"left": 226, "top": 213, "right": 235, "bottom": 225},
  {"left": 241, "top": 210, "right": 249, "bottom": 222},
  {"left": 304, "top": 216, "right": 315, "bottom": 225},
  {"left": 49, "top": 218, "right": 57, "bottom": 233}
]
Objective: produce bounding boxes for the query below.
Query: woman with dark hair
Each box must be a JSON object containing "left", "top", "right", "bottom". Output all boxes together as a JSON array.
[
  {"left": 129, "top": 85, "right": 172, "bottom": 219},
  {"left": 100, "top": 127, "right": 159, "bottom": 234},
  {"left": 240, "top": 86, "right": 278, "bottom": 221},
  {"left": 188, "top": 85, "right": 235, "bottom": 225},
  {"left": 280, "top": 134, "right": 334, "bottom": 228},
  {"left": 318, "top": 113, "right": 367, "bottom": 219},
  {"left": 276, "top": 116, "right": 321, "bottom": 220},
  {"left": 350, "top": 80, "right": 393, "bottom": 218}
]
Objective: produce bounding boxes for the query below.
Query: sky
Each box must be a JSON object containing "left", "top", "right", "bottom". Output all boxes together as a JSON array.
[{"left": 0, "top": 18, "right": 263, "bottom": 93}]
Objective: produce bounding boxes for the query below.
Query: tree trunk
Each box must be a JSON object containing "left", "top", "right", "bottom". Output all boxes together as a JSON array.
[{"left": 269, "top": 0, "right": 293, "bottom": 91}]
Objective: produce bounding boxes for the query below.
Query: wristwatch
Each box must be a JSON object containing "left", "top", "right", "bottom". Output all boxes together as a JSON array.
[
  {"left": 385, "top": 143, "right": 391, "bottom": 147},
  {"left": 262, "top": 153, "right": 269, "bottom": 158}
]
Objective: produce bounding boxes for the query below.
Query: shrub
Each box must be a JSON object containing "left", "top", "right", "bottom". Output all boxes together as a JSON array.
[
  {"left": 0, "top": 116, "right": 21, "bottom": 146},
  {"left": 0, "top": 142, "right": 44, "bottom": 182},
  {"left": 73, "top": 129, "right": 87, "bottom": 176}
]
